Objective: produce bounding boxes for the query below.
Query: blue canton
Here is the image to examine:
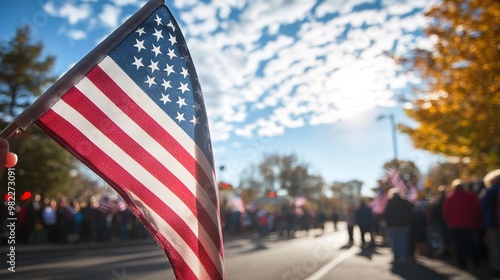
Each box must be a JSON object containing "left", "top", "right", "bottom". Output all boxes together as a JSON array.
[{"left": 108, "top": 5, "right": 213, "bottom": 165}]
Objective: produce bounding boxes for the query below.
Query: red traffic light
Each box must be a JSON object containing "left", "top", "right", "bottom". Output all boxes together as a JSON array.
[{"left": 268, "top": 191, "right": 276, "bottom": 198}]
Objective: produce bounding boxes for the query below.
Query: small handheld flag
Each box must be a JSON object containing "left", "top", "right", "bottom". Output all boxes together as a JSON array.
[{"left": 1, "top": 0, "right": 225, "bottom": 279}]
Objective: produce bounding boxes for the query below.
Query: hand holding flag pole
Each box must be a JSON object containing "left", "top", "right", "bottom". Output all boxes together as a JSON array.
[{"left": 0, "top": 0, "right": 225, "bottom": 279}]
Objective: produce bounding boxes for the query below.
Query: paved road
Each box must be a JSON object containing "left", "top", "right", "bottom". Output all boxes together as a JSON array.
[{"left": 2, "top": 223, "right": 499, "bottom": 280}]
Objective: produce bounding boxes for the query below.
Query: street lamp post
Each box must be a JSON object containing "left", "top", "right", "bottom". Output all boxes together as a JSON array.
[{"left": 377, "top": 113, "right": 398, "bottom": 161}]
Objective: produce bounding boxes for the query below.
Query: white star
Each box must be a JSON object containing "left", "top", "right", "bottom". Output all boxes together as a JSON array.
[
  {"left": 161, "top": 79, "right": 172, "bottom": 90},
  {"left": 164, "top": 63, "right": 175, "bottom": 76},
  {"left": 133, "top": 39, "right": 145, "bottom": 52},
  {"left": 148, "top": 60, "right": 159, "bottom": 73},
  {"left": 153, "top": 29, "right": 163, "bottom": 41},
  {"left": 160, "top": 93, "right": 171, "bottom": 104},
  {"left": 182, "top": 54, "right": 191, "bottom": 64},
  {"left": 151, "top": 45, "right": 162, "bottom": 57},
  {"left": 168, "top": 33, "right": 177, "bottom": 45},
  {"left": 176, "top": 97, "right": 187, "bottom": 108},
  {"left": 154, "top": 14, "right": 162, "bottom": 26},
  {"left": 189, "top": 116, "right": 199, "bottom": 126},
  {"left": 167, "top": 49, "right": 177, "bottom": 60},
  {"left": 193, "top": 101, "right": 201, "bottom": 111},
  {"left": 167, "top": 20, "right": 176, "bottom": 31},
  {"left": 180, "top": 67, "right": 190, "bottom": 78},
  {"left": 178, "top": 82, "right": 189, "bottom": 94},
  {"left": 132, "top": 56, "right": 143, "bottom": 70},
  {"left": 195, "top": 87, "right": 203, "bottom": 97},
  {"left": 175, "top": 112, "right": 185, "bottom": 122},
  {"left": 136, "top": 27, "right": 145, "bottom": 36},
  {"left": 145, "top": 76, "right": 156, "bottom": 87}
]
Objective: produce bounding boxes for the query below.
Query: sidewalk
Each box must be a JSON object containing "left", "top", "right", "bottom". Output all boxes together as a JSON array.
[{"left": 325, "top": 244, "right": 500, "bottom": 280}]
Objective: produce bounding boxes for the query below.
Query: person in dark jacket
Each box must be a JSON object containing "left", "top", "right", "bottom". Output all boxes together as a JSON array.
[
  {"left": 443, "top": 179, "right": 481, "bottom": 269},
  {"left": 355, "top": 200, "right": 374, "bottom": 247},
  {"left": 480, "top": 170, "right": 500, "bottom": 272},
  {"left": 384, "top": 188, "right": 414, "bottom": 263}
]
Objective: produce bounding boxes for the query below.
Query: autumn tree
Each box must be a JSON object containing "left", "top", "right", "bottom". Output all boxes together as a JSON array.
[
  {"left": 0, "top": 26, "right": 77, "bottom": 196},
  {"left": 238, "top": 153, "right": 325, "bottom": 199},
  {"left": 397, "top": 0, "right": 499, "bottom": 176},
  {"left": 382, "top": 159, "right": 421, "bottom": 187},
  {"left": 330, "top": 179, "right": 363, "bottom": 207}
]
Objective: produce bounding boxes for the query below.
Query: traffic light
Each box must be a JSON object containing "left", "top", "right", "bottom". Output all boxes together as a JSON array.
[{"left": 268, "top": 191, "right": 276, "bottom": 198}]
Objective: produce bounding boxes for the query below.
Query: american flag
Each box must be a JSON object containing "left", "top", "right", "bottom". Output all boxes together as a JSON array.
[
  {"left": 386, "top": 168, "right": 408, "bottom": 194},
  {"left": 13, "top": 0, "right": 225, "bottom": 279},
  {"left": 386, "top": 169, "right": 417, "bottom": 205}
]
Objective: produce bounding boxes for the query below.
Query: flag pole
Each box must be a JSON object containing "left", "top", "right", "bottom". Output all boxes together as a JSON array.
[{"left": 0, "top": 122, "right": 21, "bottom": 139}]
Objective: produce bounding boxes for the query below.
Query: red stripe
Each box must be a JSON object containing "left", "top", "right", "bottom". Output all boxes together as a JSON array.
[
  {"left": 87, "top": 66, "right": 218, "bottom": 208},
  {"left": 38, "top": 109, "right": 223, "bottom": 280},
  {"left": 61, "top": 86, "right": 222, "bottom": 253}
]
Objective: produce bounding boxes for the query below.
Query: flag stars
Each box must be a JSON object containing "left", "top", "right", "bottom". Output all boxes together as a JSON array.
[
  {"left": 175, "top": 112, "right": 185, "bottom": 122},
  {"left": 135, "top": 27, "right": 145, "bottom": 36},
  {"left": 153, "top": 29, "right": 163, "bottom": 41},
  {"left": 178, "top": 82, "right": 189, "bottom": 94},
  {"left": 195, "top": 87, "right": 203, "bottom": 98},
  {"left": 145, "top": 76, "right": 156, "bottom": 87},
  {"left": 176, "top": 97, "right": 187, "bottom": 108},
  {"left": 164, "top": 63, "right": 175, "bottom": 76},
  {"left": 148, "top": 60, "right": 159, "bottom": 73},
  {"left": 167, "top": 49, "right": 177, "bottom": 60},
  {"left": 180, "top": 67, "right": 190, "bottom": 78},
  {"left": 190, "top": 116, "right": 199, "bottom": 126},
  {"left": 161, "top": 79, "right": 172, "bottom": 90},
  {"left": 154, "top": 14, "right": 163, "bottom": 26},
  {"left": 160, "top": 93, "right": 171, "bottom": 104},
  {"left": 182, "top": 54, "right": 191, "bottom": 64},
  {"left": 168, "top": 33, "right": 177, "bottom": 45},
  {"left": 167, "top": 20, "right": 176, "bottom": 31},
  {"left": 193, "top": 101, "right": 201, "bottom": 111},
  {"left": 151, "top": 45, "right": 162, "bottom": 57},
  {"left": 134, "top": 39, "right": 145, "bottom": 52},
  {"left": 132, "top": 56, "right": 144, "bottom": 70}
]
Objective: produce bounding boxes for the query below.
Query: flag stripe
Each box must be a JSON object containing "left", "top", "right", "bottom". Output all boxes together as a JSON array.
[
  {"left": 100, "top": 56, "right": 217, "bottom": 193},
  {"left": 38, "top": 108, "right": 222, "bottom": 279},
  {"left": 87, "top": 63, "right": 218, "bottom": 209},
  {"left": 62, "top": 83, "right": 222, "bottom": 254}
]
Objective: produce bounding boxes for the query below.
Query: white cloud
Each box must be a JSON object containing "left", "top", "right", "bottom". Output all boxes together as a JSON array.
[
  {"left": 66, "top": 29, "right": 87, "bottom": 40},
  {"left": 47, "top": 2, "right": 92, "bottom": 25},
  {"left": 99, "top": 5, "right": 122, "bottom": 28}
]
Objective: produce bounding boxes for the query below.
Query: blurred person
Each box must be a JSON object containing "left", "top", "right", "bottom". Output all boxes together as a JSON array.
[
  {"left": 56, "top": 196, "right": 72, "bottom": 243},
  {"left": 410, "top": 204, "right": 428, "bottom": 257},
  {"left": 428, "top": 186, "right": 450, "bottom": 257},
  {"left": 480, "top": 170, "right": 500, "bottom": 272},
  {"left": 443, "top": 179, "right": 481, "bottom": 269},
  {"left": 332, "top": 210, "right": 339, "bottom": 232},
  {"left": 355, "top": 200, "right": 374, "bottom": 247},
  {"left": 42, "top": 199, "right": 58, "bottom": 243},
  {"left": 71, "top": 200, "right": 83, "bottom": 243},
  {"left": 345, "top": 204, "right": 356, "bottom": 246},
  {"left": 384, "top": 188, "right": 414, "bottom": 263}
]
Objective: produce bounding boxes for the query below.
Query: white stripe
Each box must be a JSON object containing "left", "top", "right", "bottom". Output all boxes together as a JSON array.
[
  {"left": 50, "top": 100, "right": 222, "bottom": 274},
  {"left": 127, "top": 192, "right": 210, "bottom": 279},
  {"left": 75, "top": 76, "right": 219, "bottom": 227},
  {"left": 99, "top": 56, "right": 216, "bottom": 189}
]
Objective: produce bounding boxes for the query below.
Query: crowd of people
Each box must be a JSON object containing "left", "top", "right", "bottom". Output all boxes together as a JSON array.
[
  {"left": 346, "top": 169, "right": 500, "bottom": 274},
  {"left": 222, "top": 204, "right": 329, "bottom": 238},
  {"left": 0, "top": 194, "right": 150, "bottom": 245}
]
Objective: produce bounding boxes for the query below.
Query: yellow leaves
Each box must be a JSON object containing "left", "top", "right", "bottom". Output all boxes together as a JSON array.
[{"left": 396, "top": 0, "right": 500, "bottom": 173}]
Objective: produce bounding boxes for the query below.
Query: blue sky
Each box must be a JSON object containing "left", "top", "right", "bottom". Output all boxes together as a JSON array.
[{"left": 1, "top": 0, "right": 443, "bottom": 195}]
